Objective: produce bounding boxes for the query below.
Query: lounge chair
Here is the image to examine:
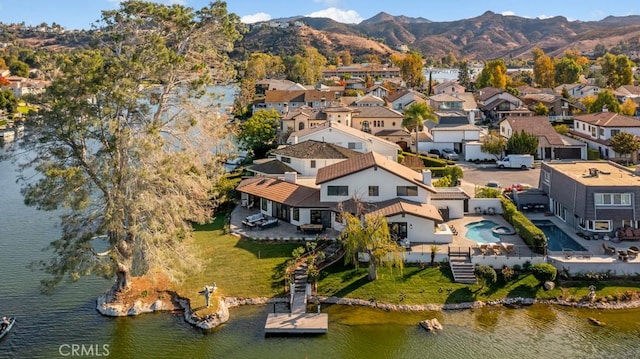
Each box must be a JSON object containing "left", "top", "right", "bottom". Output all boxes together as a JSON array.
[
  {"left": 627, "top": 248, "right": 639, "bottom": 259},
  {"left": 602, "top": 243, "right": 616, "bottom": 255},
  {"left": 492, "top": 244, "right": 502, "bottom": 256},
  {"left": 479, "top": 243, "right": 488, "bottom": 255},
  {"left": 618, "top": 250, "right": 629, "bottom": 262}
]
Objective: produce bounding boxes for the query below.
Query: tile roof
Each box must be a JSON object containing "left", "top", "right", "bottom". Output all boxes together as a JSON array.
[
  {"left": 271, "top": 140, "right": 361, "bottom": 159},
  {"left": 247, "top": 159, "right": 297, "bottom": 175},
  {"left": 502, "top": 116, "right": 565, "bottom": 146},
  {"left": 574, "top": 112, "right": 640, "bottom": 127},
  {"left": 287, "top": 120, "right": 396, "bottom": 149},
  {"left": 429, "top": 93, "right": 464, "bottom": 102},
  {"left": 315, "top": 152, "right": 435, "bottom": 192},
  {"left": 352, "top": 106, "right": 403, "bottom": 118},
  {"left": 476, "top": 87, "right": 504, "bottom": 102},
  {"left": 282, "top": 106, "right": 326, "bottom": 120},
  {"left": 431, "top": 188, "right": 471, "bottom": 200},
  {"left": 329, "top": 198, "right": 443, "bottom": 222},
  {"left": 522, "top": 93, "right": 562, "bottom": 104},
  {"left": 264, "top": 90, "right": 336, "bottom": 104},
  {"left": 355, "top": 94, "right": 385, "bottom": 105},
  {"left": 236, "top": 177, "right": 325, "bottom": 208}
]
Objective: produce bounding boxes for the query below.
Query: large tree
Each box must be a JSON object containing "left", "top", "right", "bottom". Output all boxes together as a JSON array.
[
  {"left": 610, "top": 132, "right": 640, "bottom": 164},
  {"left": 476, "top": 59, "right": 507, "bottom": 89},
  {"left": 601, "top": 53, "right": 634, "bottom": 88},
  {"left": 342, "top": 211, "right": 404, "bottom": 281},
  {"left": 554, "top": 57, "right": 582, "bottom": 85},
  {"left": 480, "top": 132, "right": 507, "bottom": 160},
  {"left": 398, "top": 52, "right": 425, "bottom": 89},
  {"left": 402, "top": 102, "right": 437, "bottom": 153},
  {"left": 589, "top": 90, "right": 621, "bottom": 113},
  {"left": 532, "top": 48, "right": 555, "bottom": 88},
  {"left": 237, "top": 108, "right": 280, "bottom": 158},
  {"left": 457, "top": 60, "right": 471, "bottom": 89},
  {"left": 507, "top": 130, "right": 539, "bottom": 155},
  {"left": 18, "top": 1, "right": 242, "bottom": 295}
]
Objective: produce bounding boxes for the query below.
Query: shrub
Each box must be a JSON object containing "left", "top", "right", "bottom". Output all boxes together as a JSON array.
[
  {"left": 501, "top": 266, "right": 515, "bottom": 282},
  {"left": 475, "top": 265, "right": 497, "bottom": 289},
  {"left": 500, "top": 197, "right": 547, "bottom": 253},
  {"left": 531, "top": 263, "right": 557, "bottom": 283}
]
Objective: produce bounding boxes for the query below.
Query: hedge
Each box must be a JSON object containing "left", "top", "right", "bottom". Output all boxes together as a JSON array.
[
  {"left": 531, "top": 263, "right": 557, "bottom": 282},
  {"left": 400, "top": 152, "right": 448, "bottom": 167},
  {"left": 500, "top": 196, "right": 547, "bottom": 254}
]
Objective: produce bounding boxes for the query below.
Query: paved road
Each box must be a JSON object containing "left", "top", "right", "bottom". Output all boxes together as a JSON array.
[{"left": 457, "top": 162, "right": 541, "bottom": 196}]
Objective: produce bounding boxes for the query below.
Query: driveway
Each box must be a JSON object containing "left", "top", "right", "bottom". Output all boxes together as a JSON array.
[{"left": 457, "top": 162, "right": 541, "bottom": 197}]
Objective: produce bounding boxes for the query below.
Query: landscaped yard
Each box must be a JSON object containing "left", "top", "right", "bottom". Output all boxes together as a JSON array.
[
  {"left": 168, "top": 215, "right": 299, "bottom": 316},
  {"left": 315, "top": 262, "right": 640, "bottom": 305}
]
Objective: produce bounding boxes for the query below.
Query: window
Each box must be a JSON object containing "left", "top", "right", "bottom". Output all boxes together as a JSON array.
[
  {"left": 310, "top": 160, "right": 316, "bottom": 168},
  {"left": 591, "top": 127, "right": 596, "bottom": 137},
  {"left": 281, "top": 156, "right": 291, "bottom": 163},
  {"left": 368, "top": 186, "right": 379, "bottom": 196},
  {"left": 261, "top": 198, "right": 268, "bottom": 211},
  {"left": 348, "top": 142, "right": 363, "bottom": 150},
  {"left": 389, "top": 222, "right": 408, "bottom": 240},
  {"left": 582, "top": 123, "right": 585, "bottom": 131},
  {"left": 611, "top": 129, "right": 620, "bottom": 137},
  {"left": 622, "top": 219, "right": 637, "bottom": 228},
  {"left": 292, "top": 208, "right": 299, "bottom": 221},
  {"left": 327, "top": 186, "right": 348, "bottom": 196},
  {"left": 397, "top": 186, "right": 418, "bottom": 196},
  {"left": 298, "top": 122, "right": 305, "bottom": 130},
  {"left": 599, "top": 128, "right": 605, "bottom": 137},
  {"left": 595, "top": 193, "right": 632, "bottom": 206},
  {"left": 542, "top": 171, "right": 551, "bottom": 185},
  {"left": 587, "top": 220, "right": 611, "bottom": 232}
]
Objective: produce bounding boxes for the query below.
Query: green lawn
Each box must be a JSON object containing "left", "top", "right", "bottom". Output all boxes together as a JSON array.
[
  {"left": 316, "top": 263, "right": 640, "bottom": 305},
  {"left": 171, "top": 215, "right": 300, "bottom": 315},
  {"left": 166, "top": 214, "right": 640, "bottom": 316}
]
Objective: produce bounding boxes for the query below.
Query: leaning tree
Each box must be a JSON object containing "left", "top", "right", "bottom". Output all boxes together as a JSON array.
[{"left": 17, "top": 0, "right": 243, "bottom": 295}]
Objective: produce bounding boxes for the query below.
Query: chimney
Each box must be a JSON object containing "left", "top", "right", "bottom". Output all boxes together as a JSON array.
[
  {"left": 602, "top": 105, "right": 608, "bottom": 112},
  {"left": 292, "top": 135, "right": 298, "bottom": 144},
  {"left": 422, "top": 169, "right": 432, "bottom": 186},
  {"left": 284, "top": 172, "right": 298, "bottom": 183}
]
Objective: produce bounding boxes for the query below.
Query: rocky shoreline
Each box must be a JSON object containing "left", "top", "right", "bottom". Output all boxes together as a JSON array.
[{"left": 97, "top": 291, "right": 640, "bottom": 330}]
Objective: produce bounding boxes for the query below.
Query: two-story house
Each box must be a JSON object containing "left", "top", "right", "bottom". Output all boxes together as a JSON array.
[
  {"left": 540, "top": 161, "right": 640, "bottom": 235},
  {"left": 569, "top": 112, "right": 640, "bottom": 161},
  {"left": 477, "top": 87, "right": 531, "bottom": 122},
  {"left": 316, "top": 152, "right": 452, "bottom": 244},
  {"left": 287, "top": 120, "right": 401, "bottom": 161},
  {"left": 254, "top": 89, "right": 338, "bottom": 114},
  {"left": 499, "top": 116, "right": 586, "bottom": 160},
  {"left": 428, "top": 93, "right": 465, "bottom": 112},
  {"left": 387, "top": 89, "right": 428, "bottom": 112},
  {"left": 432, "top": 80, "right": 466, "bottom": 96}
]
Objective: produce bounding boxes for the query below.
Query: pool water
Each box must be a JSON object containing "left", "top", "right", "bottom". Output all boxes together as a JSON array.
[
  {"left": 532, "top": 220, "right": 588, "bottom": 252},
  {"left": 464, "top": 220, "right": 500, "bottom": 243}
]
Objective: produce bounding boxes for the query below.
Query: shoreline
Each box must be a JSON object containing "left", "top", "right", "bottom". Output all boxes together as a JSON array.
[{"left": 97, "top": 291, "right": 640, "bottom": 330}]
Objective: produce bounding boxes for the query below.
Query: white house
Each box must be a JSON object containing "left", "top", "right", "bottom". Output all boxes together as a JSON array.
[
  {"left": 569, "top": 112, "right": 640, "bottom": 160},
  {"left": 387, "top": 89, "right": 428, "bottom": 112},
  {"left": 269, "top": 140, "right": 360, "bottom": 178},
  {"left": 316, "top": 152, "right": 453, "bottom": 243},
  {"left": 287, "top": 120, "right": 401, "bottom": 161}
]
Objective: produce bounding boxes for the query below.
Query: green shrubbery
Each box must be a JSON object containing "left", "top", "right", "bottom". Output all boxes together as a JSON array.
[
  {"left": 475, "top": 265, "right": 497, "bottom": 289},
  {"left": 500, "top": 197, "right": 547, "bottom": 253},
  {"left": 531, "top": 263, "right": 557, "bottom": 283}
]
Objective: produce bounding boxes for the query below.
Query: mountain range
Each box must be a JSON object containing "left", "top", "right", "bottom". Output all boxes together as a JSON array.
[{"left": 235, "top": 11, "right": 640, "bottom": 60}]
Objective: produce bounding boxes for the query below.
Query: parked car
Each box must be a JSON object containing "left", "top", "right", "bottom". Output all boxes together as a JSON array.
[
  {"left": 441, "top": 148, "right": 459, "bottom": 160},
  {"left": 486, "top": 181, "right": 501, "bottom": 188},
  {"left": 428, "top": 149, "right": 441, "bottom": 158}
]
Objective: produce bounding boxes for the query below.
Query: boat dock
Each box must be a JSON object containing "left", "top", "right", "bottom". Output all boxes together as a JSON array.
[
  {"left": 264, "top": 261, "right": 328, "bottom": 335},
  {"left": 264, "top": 312, "right": 328, "bottom": 334}
]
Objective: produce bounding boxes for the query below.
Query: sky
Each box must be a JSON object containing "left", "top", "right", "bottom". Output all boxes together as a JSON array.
[{"left": 0, "top": 0, "right": 638, "bottom": 30}]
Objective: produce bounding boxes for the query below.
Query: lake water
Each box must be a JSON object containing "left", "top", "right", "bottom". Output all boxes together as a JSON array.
[{"left": 2, "top": 147, "right": 640, "bottom": 358}]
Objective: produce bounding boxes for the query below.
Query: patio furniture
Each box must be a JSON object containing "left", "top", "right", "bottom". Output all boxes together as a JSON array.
[
  {"left": 602, "top": 243, "right": 616, "bottom": 255},
  {"left": 299, "top": 223, "right": 324, "bottom": 234},
  {"left": 630, "top": 246, "right": 640, "bottom": 252},
  {"left": 492, "top": 244, "right": 502, "bottom": 256},
  {"left": 627, "top": 248, "right": 639, "bottom": 259},
  {"left": 479, "top": 243, "right": 488, "bottom": 255},
  {"left": 258, "top": 217, "right": 279, "bottom": 230},
  {"left": 618, "top": 250, "right": 629, "bottom": 262},
  {"left": 242, "top": 212, "right": 266, "bottom": 227},
  {"left": 501, "top": 242, "right": 515, "bottom": 254}
]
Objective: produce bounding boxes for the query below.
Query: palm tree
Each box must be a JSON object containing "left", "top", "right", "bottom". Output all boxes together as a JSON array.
[{"left": 403, "top": 102, "right": 437, "bottom": 154}]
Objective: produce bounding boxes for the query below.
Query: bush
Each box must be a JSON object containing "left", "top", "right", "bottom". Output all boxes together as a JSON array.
[
  {"left": 587, "top": 148, "right": 600, "bottom": 160},
  {"left": 475, "top": 265, "right": 497, "bottom": 288},
  {"left": 531, "top": 263, "right": 557, "bottom": 283},
  {"left": 500, "top": 197, "right": 547, "bottom": 253},
  {"left": 501, "top": 266, "right": 515, "bottom": 282}
]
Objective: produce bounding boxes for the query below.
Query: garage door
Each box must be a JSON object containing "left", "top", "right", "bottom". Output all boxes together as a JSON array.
[{"left": 555, "top": 147, "right": 582, "bottom": 159}]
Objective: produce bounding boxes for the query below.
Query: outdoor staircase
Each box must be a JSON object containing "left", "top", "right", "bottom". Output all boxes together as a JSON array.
[{"left": 449, "top": 249, "right": 477, "bottom": 284}]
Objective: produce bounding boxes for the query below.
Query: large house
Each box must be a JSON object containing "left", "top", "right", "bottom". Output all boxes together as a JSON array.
[
  {"left": 236, "top": 150, "right": 465, "bottom": 244},
  {"left": 569, "top": 112, "right": 640, "bottom": 161},
  {"left": 287, "top": 120, "right": 401, "bottom": 161},
  {"left": 477, "top": 87, "right": 531, "bottom": 122},
  {"left": 540, "top": 161, "right": 640, "bottom": 235},
  {"left": 499, "top": 116, "right": 586, "bottom": 160}
]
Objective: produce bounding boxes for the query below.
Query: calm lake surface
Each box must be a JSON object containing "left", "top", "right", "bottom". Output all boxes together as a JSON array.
[{"left": 2, "top": 146, "right": 640, "bottom": 358}]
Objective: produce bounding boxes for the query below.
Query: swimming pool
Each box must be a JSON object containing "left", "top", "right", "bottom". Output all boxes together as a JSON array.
[
  {"left": 532, "top": 220, "right": 588, "bottom": 252},
  {"left": 465, "top": 220, "right": 500, "bottom": 243}
]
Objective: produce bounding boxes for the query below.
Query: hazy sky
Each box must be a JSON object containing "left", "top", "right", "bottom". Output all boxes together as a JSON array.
[{"left": 0, "top": 0, "right": 637, "bottom": 29}]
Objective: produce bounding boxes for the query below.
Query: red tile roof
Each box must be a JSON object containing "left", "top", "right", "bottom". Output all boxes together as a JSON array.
[{"left": 236, "top": 177, "right": 324, "bottom": 208}]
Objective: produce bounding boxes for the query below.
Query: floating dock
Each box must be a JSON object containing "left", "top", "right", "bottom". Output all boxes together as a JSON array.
[{"left": 264, "top": 312, "right": 328, "bottom": 334}]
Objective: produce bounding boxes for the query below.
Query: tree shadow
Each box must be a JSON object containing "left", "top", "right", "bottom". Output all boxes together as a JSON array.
[
  {"left": 270, "top": 260, "right": 290, "bottom": 290},
  {"left": 507, "top": 283, "right": 539, "bottom": 298},
  {"left": 445, "top": 287, "right": 474, "bottom": 304},
  {"left": 438, "top": 266, "right": 456, "bottom": 282},
  {"left": 333, "top": 276, "right": 370, "bottom": 298},
  {"left": 233, "top": 239, "right": 300, "bottom": 259}
]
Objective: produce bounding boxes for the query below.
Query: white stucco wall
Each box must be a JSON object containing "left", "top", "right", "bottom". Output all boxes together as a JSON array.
[
  {"left": 432, "top": 129, "right": 480, "bottom": 143},
  {"left": 431, "top": 200, "right": 465, "bottom": 219},
  {"left": 472, "top": 255, "right": 547, "bottom": 269},
  {"left": 276, "top": 155, "right": 346, "bottom": 177},
  {"left": 294, "top": 128, "right": 399, "bottom": 161},
  {"left": 464, "top": 142, "right": 497, "bottom": 161},
  {"left": 468, "top": 198, "right": 503, "bottom": 214},
  {"left": 319, "top": 168, "right": 430, "bottom": 204}
]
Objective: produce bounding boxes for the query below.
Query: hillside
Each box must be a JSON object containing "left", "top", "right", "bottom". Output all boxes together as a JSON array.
[{"left": 239, "top": 11, "right": 640, "bottom": 61}]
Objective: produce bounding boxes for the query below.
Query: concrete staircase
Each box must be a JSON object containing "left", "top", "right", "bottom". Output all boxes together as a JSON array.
[{"left": 449, "top": 251, "right": 477, "bottom": 284}]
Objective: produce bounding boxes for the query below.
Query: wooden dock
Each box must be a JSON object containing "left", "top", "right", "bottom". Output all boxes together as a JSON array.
[{"left": 264, "top": 312, "right": 328, "bottom": 334}]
